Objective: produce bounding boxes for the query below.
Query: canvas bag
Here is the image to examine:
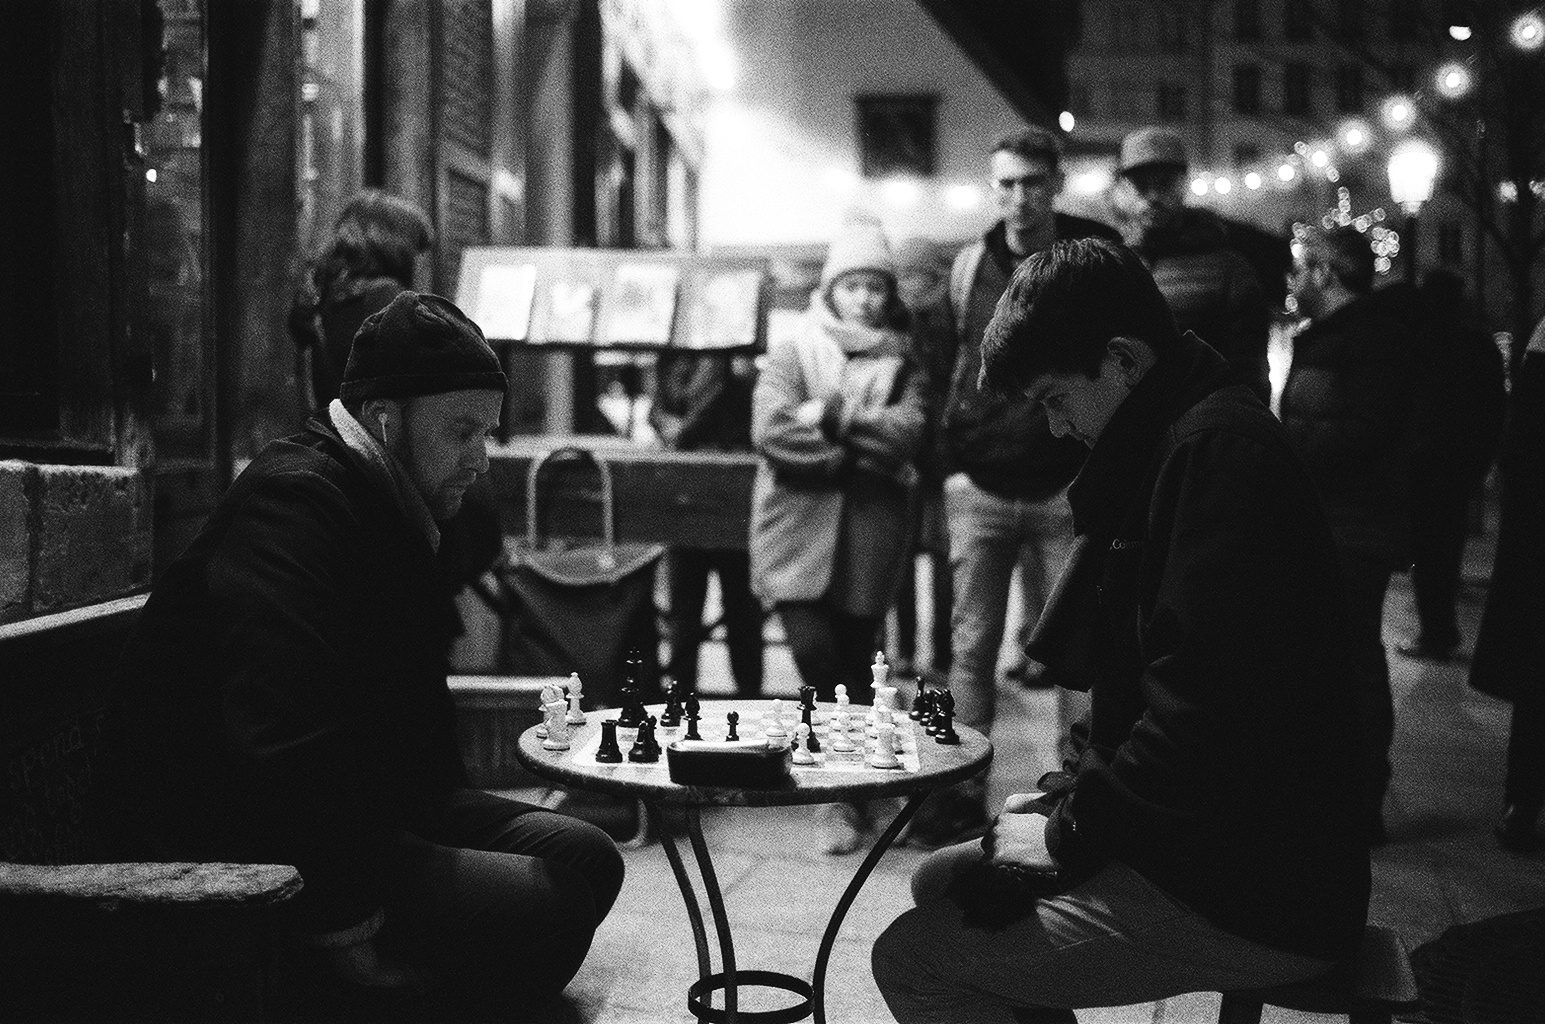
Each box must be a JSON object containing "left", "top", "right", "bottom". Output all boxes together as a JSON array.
[{"left": 497, "top": 446, "right": 664, "bottom": 708}]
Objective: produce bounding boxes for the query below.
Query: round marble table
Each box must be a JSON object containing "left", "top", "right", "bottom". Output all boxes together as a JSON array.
[{"left": 516, "top": 698, "right": 992, "bottom": 1024}]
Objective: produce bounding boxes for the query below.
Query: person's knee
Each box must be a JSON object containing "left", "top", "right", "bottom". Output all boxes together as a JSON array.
[{"left": 561, "top": 821, "right": 625, "bottom": 919}]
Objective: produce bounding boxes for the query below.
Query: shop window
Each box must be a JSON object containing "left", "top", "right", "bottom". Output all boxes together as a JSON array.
[
  {"left": 1339, "top": 0, "right": 1365, "bottom": 40},
  {"left": 1284, "top": 0, "right": 1314, "bottom": 41},
  {"left": 856, "top": 94, "right": 937, "bottom": 178},
  {"left": 1234, "top": 0, "right": 1261, "bottom": 40},
  {"left": 1233, "top": 64, "right": 1262, "bottom": 115},
  {"left": 1283, "top": 63, "right": 1312, "bottom": 116},
  {"left": 1439, "top": 221, "right": 1464, "bottom": 264},
  {"left": 1157, "top": 83, "right": 1188, "bottom": 122},
  {"left": 1337, "top": 64, "right": 1364, "bottom": 112}
]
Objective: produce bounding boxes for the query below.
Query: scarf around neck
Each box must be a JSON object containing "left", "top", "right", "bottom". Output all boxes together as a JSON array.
[{"left": 328, "top": 398, "right": 442, "bottom": 552}]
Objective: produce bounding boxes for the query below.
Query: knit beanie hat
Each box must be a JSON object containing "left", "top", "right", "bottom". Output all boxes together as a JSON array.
[
  {"left": 819, "top": 215, "right": 897, "bottom": 293},
  {"left": 340, "top": 290, "right": 507, "bottom": 402}
]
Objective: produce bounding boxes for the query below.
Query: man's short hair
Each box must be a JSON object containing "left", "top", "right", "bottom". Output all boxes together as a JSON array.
[
  {"left": 1301, "top": 226, "right": 1376, "bottom": 295},
  {"left": 980, "top": 238, "right": 1182, "bottom": 394},
  {"left": 991, "top": 126, "right": 1064, "bottom": 173}
]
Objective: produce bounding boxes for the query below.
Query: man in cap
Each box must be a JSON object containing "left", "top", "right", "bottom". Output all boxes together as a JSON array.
[
  {"left": 114, "top": 291, "right": 623, "bottom": 1016},
  {"left": 1108, "top": 126, "right": 1274, "bottom": 401}
]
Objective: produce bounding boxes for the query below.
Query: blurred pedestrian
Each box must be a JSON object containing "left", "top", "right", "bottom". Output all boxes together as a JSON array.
[
  {"left": 290, "top": 190, "right": 436, "bottom": 415},
  {"left": 893, "top": 235, "right": 958, "bottom": 679},
  {"left": 1280, "top": 226, "right": 1419, "bottom": 845},
  {"left": 749, "top": 215, "right": 926, "bottom": 854},
  {"left": 1470, "top": 315, "right": 1545, "bottom": 851},
  {"left": 650, "top": 350, "right": 764, "bottom": 696},
  {"left": 1398, "top": 269, "right": 1506, "bottom": 662},
  {"left": 1108, "top": 127, "right": 1273, "bottom": 402}
]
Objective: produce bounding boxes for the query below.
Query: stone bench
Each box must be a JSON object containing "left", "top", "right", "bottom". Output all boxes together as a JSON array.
[{"left": 0, "top": 595, "right": 301, "bottom": 1022}]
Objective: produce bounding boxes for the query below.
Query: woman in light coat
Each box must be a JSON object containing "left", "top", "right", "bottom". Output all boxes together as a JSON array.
[{"left": 749, "top": 218, "right": 926, "bottom": 852}]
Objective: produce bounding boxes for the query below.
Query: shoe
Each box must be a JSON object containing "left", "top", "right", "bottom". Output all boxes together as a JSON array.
[
  {"left": 1495, "top": 805, "right": 1542, "bottom": 852},
  {"left": 819, "top": 801, "right": 869, "bottom": 856},
  {"left": 1395, "top": 638, "right": 1457, "bottom": 663},
  {"left": 1005, "top": 658, "right": 1054, "bottom": 689}
]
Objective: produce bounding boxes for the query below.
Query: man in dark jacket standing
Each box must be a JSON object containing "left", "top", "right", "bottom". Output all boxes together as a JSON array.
[
  {"left": 115, "top": 292, "right": 623, "bottom": 1016},
  {"left": 913, "top": 127, "right": 1118, "bottom": 847},
  {"left": 1281, "top": 226, "right": 1419, "bottom": 844},
  {"left": 873, "top": 238, "right": 1368, "bottom": 1023},
  {"left": 1108, "top": 126, "right": 1273, "bottom": 402}
]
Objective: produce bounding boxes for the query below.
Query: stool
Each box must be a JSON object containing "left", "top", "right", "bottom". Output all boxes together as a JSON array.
[{"left": 1217, "top": 924, "right": 1420, "bottom": 1024}]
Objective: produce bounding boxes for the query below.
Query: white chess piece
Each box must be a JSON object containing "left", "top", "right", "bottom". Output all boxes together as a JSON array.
[
  {"left": 565, "top": 672, "right": 586, "bottom": 725},
  {"left": 792, "top": 723, "right": 816, "bottom": 765},
  {"left": 834, "top": 684, "right": 850, "bottom": 717},
  {"left": 541, "top": 699, "right": 571, "bottom": 750},
  {"left": 535, "top": 682, "right": 563, "bottom": 738},
  {"left": 763, "top": 703, "right": 788, "bottom": 748},
  {"left": 829, "top": 709, "right": 856, "bottom": 753},
  {"left": 868, "top": 719, "right": 901, "bottom": 768}
]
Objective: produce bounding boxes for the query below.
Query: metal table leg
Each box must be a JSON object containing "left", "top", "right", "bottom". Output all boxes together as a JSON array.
[
  {"left": 810, "top": 792, "right": 926, "bottom": 1024},
  {"left": 660, "top": 804, "right": 815, "bottom": 1024}
]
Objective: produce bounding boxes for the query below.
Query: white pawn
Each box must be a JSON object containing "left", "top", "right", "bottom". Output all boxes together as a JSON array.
[
  {"left": 764, "top": 704, "right": 788, "bottom": 748},
  {"left": 868, "top": 703, "right": 887, "bottom": 739},
  {"left": 565, "top": 672, "right": 586, "bottom": 726},
  {"left": 834, "top": 684, "right": 850, "bottom": 717},
  {"left": 535, "top": 681, "right": 563, "bottom": 738},
  {"left": 792, "top": 723, "right": 816, "bottom": 765},
  {"left": 868, "top": 719, "right": 901, "bottom": 769},
  {"left": 829, "top": 709, "right": 856, "bottom": 753},
  {"left": 541, "top": 698, "right": 571, "bottom": 751}
]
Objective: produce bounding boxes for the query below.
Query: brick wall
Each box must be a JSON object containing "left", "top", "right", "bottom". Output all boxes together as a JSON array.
[{"left": 0, "top": 461, "right": 152, "bottom": 624}]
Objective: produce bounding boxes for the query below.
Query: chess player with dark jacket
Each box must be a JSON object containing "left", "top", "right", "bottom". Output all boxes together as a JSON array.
[
  {"left": 113, "top": 292, "right": 623, "bottom": 1017},
  {"left": 872, "top": 239, "right": 1369, "bottom": 1023}
]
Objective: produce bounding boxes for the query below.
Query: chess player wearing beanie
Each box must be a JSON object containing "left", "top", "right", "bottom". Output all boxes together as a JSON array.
[
  {"left": 749, "top": 216, "right": 927, "bottom": 854},
  {"left": 114, "top": 291, "right": 623, "bottom": 1018}
]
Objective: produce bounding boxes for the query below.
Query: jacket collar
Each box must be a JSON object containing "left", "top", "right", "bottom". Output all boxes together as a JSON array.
[
  {"left": 1067, "top": 333, "right": 1234, "bottom": 537},
  {"left": 315, "top": 401, "right": 442, "bottom": 553}
]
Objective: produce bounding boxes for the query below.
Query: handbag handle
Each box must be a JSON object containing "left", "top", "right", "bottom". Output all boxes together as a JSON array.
[{"left": 525, "top": 446, "right": 617, "bottom": 552}]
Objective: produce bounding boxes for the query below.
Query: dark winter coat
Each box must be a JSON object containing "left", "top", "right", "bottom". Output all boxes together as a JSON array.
[
  {"left": 1470, "top": 347, "right": 1545, "bottom": 703},
  {"left": 113, "top": 420, "right": 468, "bottom": 933},
  {"left": 1028, "top": 335, "right": 1370, "bottom": 963},
  {"left": 1136, "top": 208, "right": 1272, "bottom": 402},
  {"left": 648, "top": 350, "right": 753, "bottom": 452},
  {"left": 1280, "top": 294, "right": 1419, "bottom": 568},
  {"left": 937, "top": 216, "right": 1119, "bottom": 500}
]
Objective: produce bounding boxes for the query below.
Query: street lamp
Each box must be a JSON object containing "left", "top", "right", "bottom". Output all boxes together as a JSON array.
[{"left": 1387, "top": 138, "right": 1441, "bottom": 283}]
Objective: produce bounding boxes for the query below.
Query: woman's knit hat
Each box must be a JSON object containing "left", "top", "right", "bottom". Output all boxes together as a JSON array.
[
  {"left": 341, "top": 290, "right": 507, "bottom": 402},
  {"left": 819, "top": 215, "right": 898, "bottom": 293}
]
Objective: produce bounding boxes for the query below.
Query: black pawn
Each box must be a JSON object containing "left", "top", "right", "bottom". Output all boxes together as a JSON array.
[
  {"left": 726, "top": 711, "right": 740, "bottom": 741},
  {"left": 910, "top": 683, "right": 929, "bottom": 721},
  {"left": 934, "top": 717, "right": 961, "bottom": 745},
  {"left": 934, "top": 688, "right": 960, "bottom": 745},
  {"left": 660, "top": 681, "right": 683, "bottom": 727},
  {"left": 630, "top": 717, "right": 659, "bottom": 762},
  {"left": 684, "top": 703, "right": 702, "bottom": 741},
  {"left": 596, "top": 720, "right": 624, "bottom": 763}
]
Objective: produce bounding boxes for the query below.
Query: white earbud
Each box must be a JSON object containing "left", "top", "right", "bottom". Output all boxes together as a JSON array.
[{"left": 376, "top": 412, "right": 389, "bottom": 447}]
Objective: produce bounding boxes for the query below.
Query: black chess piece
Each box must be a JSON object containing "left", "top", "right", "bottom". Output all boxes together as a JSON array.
[
  {"left": 660, "top": 680, "right": 683, "bottom": 727},
  {"left": 629, "top": 717, "right": 659, "bottom": 762},
  {"left": 910, "top": 682, "right": 929, "bottom": 721},
  {"left": 934, "top": 688, "right": 960, "bottom": 745},
  {"left": 644, "top": 714, "right": 662, "bottom": 759},
  {"left": 726, "top": 711, "right": 740, "bottom": 741},
  {"left": 596, "top": 720, "right": 624, "bottom": 763},
  {"left": 799, "top": 684, "right": 817, "bottom": 714},
  {"left": 684, "top": 701, "right": 702, "bottom": 741},
  {"left": 923, "top": 691, "right": 941, "bottom": 735}
]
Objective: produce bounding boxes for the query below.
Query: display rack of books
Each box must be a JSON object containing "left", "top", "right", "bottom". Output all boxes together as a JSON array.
[{"left": 456, "top": 247, "right": 769, "bottom": 352}]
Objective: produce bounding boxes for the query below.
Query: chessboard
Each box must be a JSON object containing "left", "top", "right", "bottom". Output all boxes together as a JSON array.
[{"left": 571, "top": 699, "right": 924, "bottom": 774}]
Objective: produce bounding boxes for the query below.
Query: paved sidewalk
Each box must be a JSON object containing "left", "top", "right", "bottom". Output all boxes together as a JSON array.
[{"left": 524, "top": 523, "right": 1545, "bottom": 1023}]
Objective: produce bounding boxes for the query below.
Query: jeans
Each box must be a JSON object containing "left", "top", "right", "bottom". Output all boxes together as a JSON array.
[
  {"left": 872, "top": 844, "right": 1333, "bottom": 1024},
  {"left": 378, "top": 788, "right": 625, "bottom": 1014},
  {"left": 944, "top": 474, "right": 1074, "bottom": 732},
  {"left": 777, "top": 600, "right": 883, "bottom": 706},
  {"left": 667, "top": 547, "right": 764, "bottom": 694},
  {"left": 1339, "top": 551, "right": 1396, "bottom": 835}
]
